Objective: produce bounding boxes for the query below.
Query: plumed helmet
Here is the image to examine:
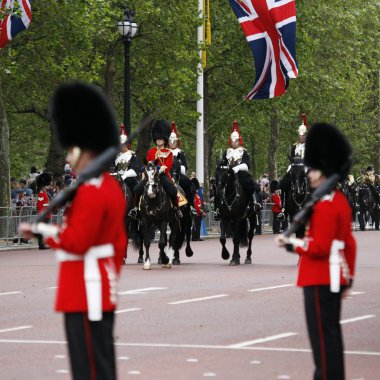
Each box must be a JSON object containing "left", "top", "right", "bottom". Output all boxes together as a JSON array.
[
  {"left": 228, "top": 120, "right": 243, "bottom": 146},
  {"left": 36, "top": 172, "right": 52, "bottom": 188},
  {"left": 169, "top": 121, "right": 180, "bottom": 146},
  {"left": 298, "top": 113, "right": 308, "bottom": 136},
  {"left": 119, "top": 124, "right": 130, "bottom": 147},
  {"left": 270, "top": 180, "right": 279, "bottom": 193},
  {"left": 50, "top": 81, "right": 119, "bottom": 153},
  {"left": 304, "top": 123, "right": 352, "bottom": 180},
  {"left": 152, "top": 119, "right": 171, "bottom": 144}
]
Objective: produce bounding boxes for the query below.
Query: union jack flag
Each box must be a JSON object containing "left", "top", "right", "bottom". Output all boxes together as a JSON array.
[
  {"left": 229, "top": 0, "right": 298, "bottom": 99},
  {"left": 0, "top": 0, "right": 32, "bottom": 48}
]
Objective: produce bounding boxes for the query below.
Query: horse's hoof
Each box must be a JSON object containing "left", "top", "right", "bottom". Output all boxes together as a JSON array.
[
  {"left": 162, "top": 263, "right": 172, "bottom": 268},
  {"left": 172, "top": 258, "right": 181, "bottom": 265},
  {"left": 221, "top": 249, "right": 230, "bottom": 260},
  {"left": 137, "top": 257, "right": 144, "bottom": 264},
  {"left": 143, "top": 264, "right": 151, "bottom": 270},
  {"left": 229, "top": 259, "right": 240, "bottom": 266},
  {"left": 161, "top": 256, "right": 169, "bottom": 265},
  {"left": 186, "top": 248, "right": 193, "bottom": 257},
  {"left": 245, "top": 257, "right": 252, "bottom": 264},
  {"left": 157, "top": 257, "right": 162, "bottom": 265}
]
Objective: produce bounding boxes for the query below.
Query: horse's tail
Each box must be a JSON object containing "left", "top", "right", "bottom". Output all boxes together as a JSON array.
[
  {"left": 128, "top": 219, "right": 142, "bottom": 251},
  {"left": 239, "top": 218, "right": 248, "bottom": 247}
]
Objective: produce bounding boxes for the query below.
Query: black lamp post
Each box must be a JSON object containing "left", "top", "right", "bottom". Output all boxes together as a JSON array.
[{"left": 118, "top": 8, "right": 138, "bottom": 137}]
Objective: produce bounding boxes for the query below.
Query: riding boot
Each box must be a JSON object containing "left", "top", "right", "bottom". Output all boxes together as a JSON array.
[
  {"left": 213, "top": 195, "right": 221, "bottom": 221},
  {"left": 171, "top": 195, "right": 183, "bottom": 219},
  {"left": 128, "top": 194, "right": 141, "bottom": 220}
]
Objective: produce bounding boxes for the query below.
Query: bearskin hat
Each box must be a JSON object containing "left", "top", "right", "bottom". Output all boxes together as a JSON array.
[
  {"left": 270, "top": 180, "right": 279, "bottom": 193},
  {"left": 191, "top": 177, "right": 200, "bottom": 190},
  {"left": 152, "top": 119, "right": 171, "bottom": 144},
  {"left": 366, "top": 165, "right": 374, "bottom": 172},
  {"left": 228, "top": 120, "right": 243, "bottom": 146},
  {"left": 169, "top": 121, "right": 180, "bottom": 146},
  {"left": 304, "top": 123, "right": 352, "bottom": 180},
  {"left": 50, "top": 81, "right": 119, "bottom": 153},
  {"left": 36, "top": 172, "right": 52, "bottom": 188}
]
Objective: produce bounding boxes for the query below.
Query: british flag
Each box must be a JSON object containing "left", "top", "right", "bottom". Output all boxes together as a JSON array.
[
  {"left": 229, "top": 0, "right": 298, "bottom": 99},
  {"left": 0, "top": 0, "right": 32, "bottom": 48}
]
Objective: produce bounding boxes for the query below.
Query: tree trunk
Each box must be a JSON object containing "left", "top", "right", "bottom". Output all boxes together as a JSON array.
[
  {"left": 45, "top": 123, "right": 65, "bottom": 178},
  {"left": 268, "top": 106, "right": 279, "bottom": 181},
  {"left": 376, "top": 70, "right": 380, "bottom": 172},
  {"left": 0, "top": 79, "right": 11, "bottom": 211}
]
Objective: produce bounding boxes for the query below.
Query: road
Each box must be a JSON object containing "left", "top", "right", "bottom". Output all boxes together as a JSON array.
[{"left": 0, "top": 231, "right": 379, "bottom": 380}]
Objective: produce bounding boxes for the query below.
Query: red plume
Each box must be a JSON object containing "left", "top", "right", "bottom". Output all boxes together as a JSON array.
[
  {"left": 228, "top": 119, "right": 243, "bottom": 146},
  {"left": 170, "top": 121, "right": 180, "bottom": 146},
  {"left": 300, "top": 113, "right": 308, "bottom": 128}
]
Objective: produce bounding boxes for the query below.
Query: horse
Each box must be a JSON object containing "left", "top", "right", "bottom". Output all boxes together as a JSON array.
[
  {"left": 339, "top": 181, "right": 358, "bottom": 222},
  {"left": 171, "top": 156, "right": 194, "bottom": 264},
  {"left": 133, "top": 162, "right": 180, "bottom": 269},
  {"left": 280, "top": 157, "right": 310, "bottom": 237},
  {"left": 357, "top": 185, "right": 380, "bottom": 230},
  {"left": 214, "top": 161, "right": 253, "bottom": 265}
]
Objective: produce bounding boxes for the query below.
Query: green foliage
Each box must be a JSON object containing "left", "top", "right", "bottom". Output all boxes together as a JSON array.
[{"left": 1, "top": 0, "right": 379, "bottom": 179}]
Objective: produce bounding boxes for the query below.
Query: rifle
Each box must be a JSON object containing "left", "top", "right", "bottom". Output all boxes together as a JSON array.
[
  {"left": 283, "top": 173, "right": 340, "bottom": 238},
  {"left": 35, "top": 127, "right": 142, "bottom": 224}
]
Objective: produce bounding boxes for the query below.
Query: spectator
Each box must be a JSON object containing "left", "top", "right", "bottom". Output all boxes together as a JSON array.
[
  {"left": 192, "top": 185, "right": 206, "bottom": 241},
  {"left": 19, "top": 179, "right": 33, "bottom": 197},
  {"left": 10, "top": 177, "right": 20, "bottom": 206},
  {"left": 36, "top": 173, "right": 52, "bottom": 250},
  {"left": 270, "top": 180, "right": 284, "bottom": 234},
  {"left": 28, "top": 166, "right": 40, "bottom": 186}
]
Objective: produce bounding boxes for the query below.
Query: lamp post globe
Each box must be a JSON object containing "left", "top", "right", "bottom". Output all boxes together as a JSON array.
[{"left": 118, "top": 8, "right": 138, "bottom": 137}]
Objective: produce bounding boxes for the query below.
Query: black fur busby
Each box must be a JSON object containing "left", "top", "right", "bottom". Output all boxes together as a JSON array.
[
  {"left": 151, "top": 119, "right": 171, "bottom": 144},
  {"left": 304, "top": 123, "right": 352, "bottom": 180},
  {"left": 270, "top": 180, "right": 279, "bottom": 193},
  {"left": 36, "top": 172, "right": 52, "bottom": 188},
  {"left": 191, "top": 177, "right": 200, "bottom": 190},
  {"left": 50, "top": 81, "right": 119, "bottom": 153}
]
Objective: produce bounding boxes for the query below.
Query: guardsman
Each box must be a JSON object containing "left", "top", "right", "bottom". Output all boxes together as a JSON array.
[
  {"left": 168, "top": 121, "right": 196, "bottom": 214},
  {"left": 130, "top": 119, "right": 182, "bottom": 219},
  {"left": 290, "top": 114, "right": 308, "bottom": 160},
  {"left": 20, "top": 81, "right": 127, "bottom": 380},
  {"left": 276, "top": 122, "right": 356, "bottom": 380},
  {"left": 36, "top": 172, "right": 52, "bottom": 250},
  {"left": 115, "top": 124, "right": 138, "bottom": 197},
  {"left": 214, "top": 120, "right": 258, "bottom": 219}
]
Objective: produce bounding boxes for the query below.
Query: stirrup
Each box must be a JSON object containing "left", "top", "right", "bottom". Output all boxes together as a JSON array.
[
  {"left": 174, "top": 207, "right": 183, "bottom": 219},
  {"left": 190, "top": 206, "right": 198, "bottom": 216},
  {"left": 128, "top": 207, "right": 139, "bottom": 220},
  {"left": 213, "top": 209, "right": 220, "bottom": 221}
]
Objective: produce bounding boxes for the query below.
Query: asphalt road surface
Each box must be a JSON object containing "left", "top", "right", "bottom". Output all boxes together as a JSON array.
[{"left": 0, "top": 231, "right": 379, "bottom": 380}]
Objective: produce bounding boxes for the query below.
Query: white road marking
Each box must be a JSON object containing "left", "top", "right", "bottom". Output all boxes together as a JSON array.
[
  {"left": 115, "top": 308, "right": 141, "bottom": 314},
  {"left": 277, "top": 376, "right": 290, "bottom": 379},
  {"left": 248, "top": 284, "right": 293, "bottom": 292},
  {"left": 118, "top": 356, "right": 129, "bottom": 360},
  {"left": 47, "top": 286, "right": 57, "bottom": 290},
  {"left": 118, "top": 287, "right": 167, "bottom": 295},
  {"left": 350, "top": 291, "right": 365, "bottom": 295},
  {"left": 0, "top": 325, "right": 32, "bottom": 334},
  {"left": 168, "top": 294, "right": 228, "bottom": 305},
  {"left": 54, "top": 355, "right": 65, "bottom": 359},
  {"left": 250, "top": 360, "right": 261, "bottom": 364},
  {"left": 56, "top": 369, "right": 69, "bottom": 374},
  {"left": 228, "top": 333, "right": 297, "bottom": 348},
  {"left": 128, "top": 370, "right": 141, "bottom": 375},
  {"left": 0, "top": 291, "right": 22, "bottom": 296},
  {"left": 1, "top": 339, "right": 379, "bottom": 356},
  {"left": 203, "top": 373, "right": 216, "bottom": 377},
  {"left": 340, "top": 315, "right": 375, "bottom": 324},
  {"left": 186, "top": 358, "right": 199, "bottom": 362}
]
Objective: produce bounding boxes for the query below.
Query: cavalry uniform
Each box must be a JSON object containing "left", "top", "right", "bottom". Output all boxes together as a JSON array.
[
  {"left": 280, "top": 122, "right": 356, "bottom": 380},
  {"left": 35, "top": 81, "right": 127, "bottom": 380},
  {"left": 360, "top": 166, "right": 380, "bottom": 203}
]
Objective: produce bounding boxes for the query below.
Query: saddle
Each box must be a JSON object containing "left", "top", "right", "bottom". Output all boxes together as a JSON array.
[{"left": 175, "top": 183, "right": 188, "bottom": 207}]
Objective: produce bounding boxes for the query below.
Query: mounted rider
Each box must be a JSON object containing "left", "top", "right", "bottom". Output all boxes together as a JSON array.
[
  {"left": 115, "top": 124, "right": 138, "bottom": 197},
  {"left": 359, "top": 165, "right": 380, "bottom": 203},
  {"left": 130, "top": 119, "right": 182, "bottom": 219},
  {"left": 168, "top": 121, "right": 197, "bottom": 215},
  {"left": 214, "top": 120, "right": 259, "bottom": 220}
]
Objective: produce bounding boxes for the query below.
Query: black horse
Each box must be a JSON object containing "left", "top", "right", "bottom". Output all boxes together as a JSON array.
[
  {"left": 280, "top": 157, "right": 310, "bottom": 237},
  {"left": 215, "top": 161, "right": 253, "bottom": 265},
  {"left": 340, "top": 181, "right": 358, "bottom": 222},
  {"left": 133, "top": 162, "right": 180, "bottom": 269},
  {"left": 171, "top": 157, "right": 194, "bottom": 264},
  {"left": 357, "top": 185, "right": 380, "bottom": 231}
]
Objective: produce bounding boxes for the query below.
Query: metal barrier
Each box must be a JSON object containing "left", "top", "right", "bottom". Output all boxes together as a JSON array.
[{"left": 0, "top": 206, "right": 64, "bottom": 247}]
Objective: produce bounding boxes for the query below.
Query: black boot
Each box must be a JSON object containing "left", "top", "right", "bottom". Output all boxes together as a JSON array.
[{"left": 171, "top": 196, "right": 182, "bottom": 219}]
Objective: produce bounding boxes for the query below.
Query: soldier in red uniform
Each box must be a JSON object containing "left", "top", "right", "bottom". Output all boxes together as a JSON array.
[
  {"left": 130, "top": 119, "right": 182, "bottom": 219},
  {"left": 270, "top": 180, "right": 284, "bottom": 234},
  {"left": 276, "top": 122, "right": 356, "bottom": 380},
  {"left": 36, "top": 172, "right": 52, "bottom": 249},
  {"left": 20, "top": 81, "right": 127, "bottom": 380}
]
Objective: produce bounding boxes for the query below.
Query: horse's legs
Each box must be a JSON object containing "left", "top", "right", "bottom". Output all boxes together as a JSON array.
[
  {"left": 158, "top": 222, "right": 170, "bottom": 266},
  {"left": 142, "top": 223, "right": 152, "bottom": 270},
  {"left": 220, "top": 219, "right": 230, "bottom": 260},
  {"left": 245, "top": 217, "right": 255, "bottom": 264},
  {"left": 230, "top": 222, "right": 241, "bottom": 266},
  {"left": 185, "top": 219, "right": 194, "bottom": 257}
]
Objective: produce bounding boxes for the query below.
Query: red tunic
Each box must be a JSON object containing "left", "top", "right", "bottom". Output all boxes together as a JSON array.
[
  {"left": 37, "top": 190, "right": 50, "bottom": 219},
  {"left": 194, "top": 193, "right": 203, "bottom": 216},
  {"left": 271, "top": 193, "right": 282, "bottom": 213},
  {"left": 46, "top": 173, "right": 127, "bottom": 314},
  {"left": 295, "top": 190, "right": 356, "bottom": 287},
  {"left": 146, "top": 147, "right": 173, "bottom": 180}
]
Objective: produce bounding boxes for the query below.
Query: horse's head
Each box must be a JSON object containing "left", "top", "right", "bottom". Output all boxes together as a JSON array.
[
  {"left": 145, "top": 161, "right": 159, "bottom": 198},
  {"left": 290, "top": 157, "right": 307, "bottom": 194},
  {"left": 215, "top": 161, "right": 230, "bottom": 196},
  {"left": 358, "top": 185, "right": 371, "bottom": 207}
]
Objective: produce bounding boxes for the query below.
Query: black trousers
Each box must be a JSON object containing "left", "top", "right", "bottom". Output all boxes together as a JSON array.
[
  {"left": 192, "top": 215, "right": 202, "bottom": 240},
  {"left": 272, "top": 212, "right": 281, "bottom": 234},
  {"left": 64, "top": 312, "right": 116, "bottom": 380},
  {"left": 303, "top": 286, "right": 345, "bottom": 380}
]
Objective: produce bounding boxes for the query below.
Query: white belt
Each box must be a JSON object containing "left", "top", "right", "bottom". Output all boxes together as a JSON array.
[{"left": 56, "top": 244, "right": 114, "bottom": 321}]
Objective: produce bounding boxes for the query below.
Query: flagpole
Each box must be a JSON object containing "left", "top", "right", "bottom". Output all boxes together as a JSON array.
[{"left": 196, "top": 0, "right": 204, "bottom": 186}]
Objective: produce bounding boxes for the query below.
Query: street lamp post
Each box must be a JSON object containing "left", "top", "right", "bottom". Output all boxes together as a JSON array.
[{"left": 118, "top": 8, "right": 138, "bottom": 137}]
